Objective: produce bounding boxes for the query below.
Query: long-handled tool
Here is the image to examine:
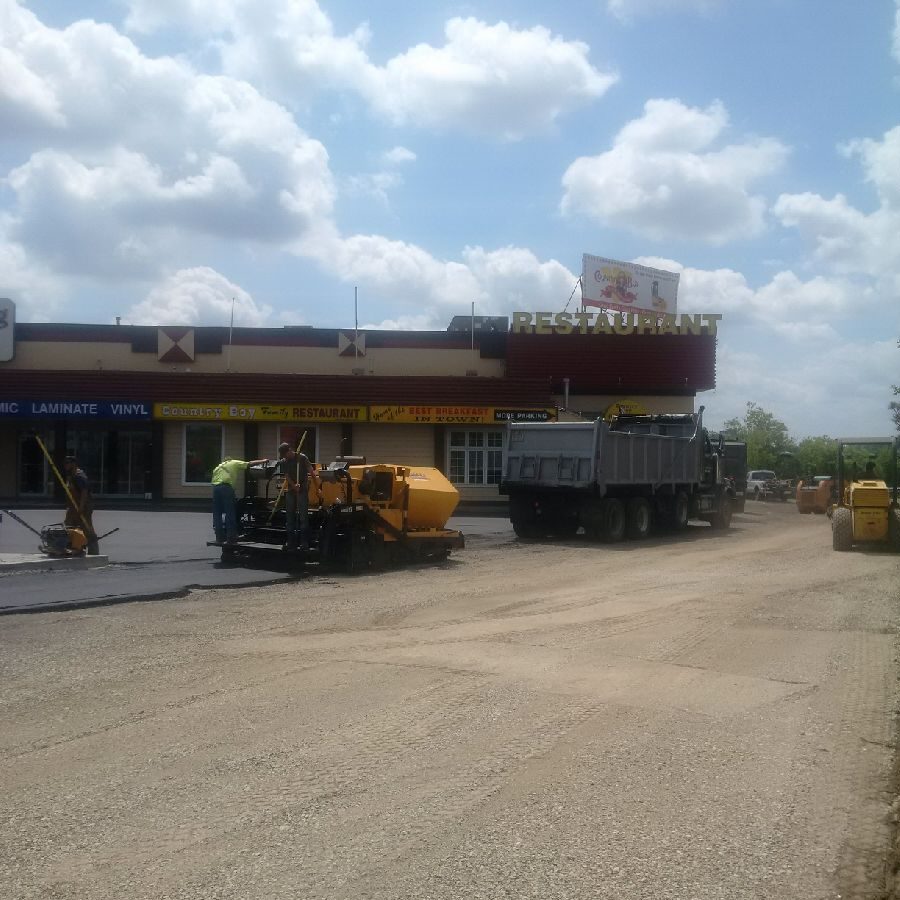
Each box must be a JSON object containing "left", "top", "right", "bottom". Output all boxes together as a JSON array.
[
  {"left": 32, "top": 434, "right": 96, "bottom": 541},
  {"left": 267, "top": 431, "right": 308, "bottom": 524},
  {"left": 2, "top": 508, "right": 43, "bottom": 540}
]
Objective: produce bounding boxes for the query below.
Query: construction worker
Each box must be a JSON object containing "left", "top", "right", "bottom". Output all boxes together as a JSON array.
[
  {"left": 63, "top": 456, "right": 99, "bottom": 555},
  {"left": 277, "top": 441, "right": 318, "bottom": 551},
  {"left": 211, "top": 455, "right": 268, "bottom": 544}
]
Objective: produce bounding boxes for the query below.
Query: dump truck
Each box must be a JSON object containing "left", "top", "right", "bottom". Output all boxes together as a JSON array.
[
  {"left": 500, "top": 407, "right": 733, "bottom": 541},
  {"left": 829, "top": 438, "right": 900, "bottom": 552},
  {"left": 214, "top": 456, "right": 464, "bottom": 570}
]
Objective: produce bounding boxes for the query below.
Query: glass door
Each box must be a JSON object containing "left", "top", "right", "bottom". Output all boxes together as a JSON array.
[
  {"left": 113, "top": 430, "right": 152, "bottom": 496},
  {"left": 18, "top": 432, "right": 52, "bottom": 495}
]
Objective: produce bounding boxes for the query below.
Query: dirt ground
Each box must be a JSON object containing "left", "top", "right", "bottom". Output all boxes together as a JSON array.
[{"left": 2, "top": 502, "right": 900, "bottom": 900}]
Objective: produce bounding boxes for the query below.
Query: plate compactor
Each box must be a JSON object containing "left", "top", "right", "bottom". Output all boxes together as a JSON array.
[{"left": 1, "top": 509, "right": 90, "bottom": 556}]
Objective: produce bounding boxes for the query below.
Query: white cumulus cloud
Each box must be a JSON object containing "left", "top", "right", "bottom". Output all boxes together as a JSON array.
[
  {"left": 299, "top": 226, "right": 576, "bottom": 320},
  {"left": 773, "top": 125, "right": 900, "bottom": 302},
  {"left": 383, "top": 146, "right": 416, "bottom": 165},
  {"left": 561, "top": 99, "right": 788, "bottom": 243},
  {"left": 0, "top": 3, "right": 335, "bottom": 280},
  {"left": 359, "top": 18, "right": 617, "bottom": 140},
  {"left": 127, "top": 267, "right": 272, "bottom": 326},
  {"left": 121, "top": 2, "right": 616, "bottom": 140}
]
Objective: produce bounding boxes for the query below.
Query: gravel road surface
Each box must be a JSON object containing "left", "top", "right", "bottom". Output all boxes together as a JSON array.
[{"left": 2, "top": 503, "right": 899, "bottom": 899}]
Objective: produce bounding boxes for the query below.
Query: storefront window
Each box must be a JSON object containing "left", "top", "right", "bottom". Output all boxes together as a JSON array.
[
  {"left": 18, "top": 432, "right": 51, "bottom": 495},
  {"left": 448, "top": 429, "right": 503, "bottom": 486},
  {"left": 183, "top": 424, "right": 222, "bottom": 484},
  {"left": 67, "top": 428, "right": 152, "bottom": 496}
]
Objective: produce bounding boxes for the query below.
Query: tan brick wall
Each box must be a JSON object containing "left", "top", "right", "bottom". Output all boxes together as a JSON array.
[
  {"left": 352, "top": 424, "right": 435, "bottom": 467},
  {"left": 6, "top": 342, "right": 505, "bottom": 378}
]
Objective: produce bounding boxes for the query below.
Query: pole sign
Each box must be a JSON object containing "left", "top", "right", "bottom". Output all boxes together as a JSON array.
[
  {"left": 582, "top": 255, "right": 679, "bottom": 316},
  {"left": 0, "top": 298, "right": 14, "bottom": 362}
]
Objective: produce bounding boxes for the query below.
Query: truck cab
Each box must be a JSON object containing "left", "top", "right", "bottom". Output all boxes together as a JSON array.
[{"left": 747, "top": 470, "right": 777, "bottom": 500}]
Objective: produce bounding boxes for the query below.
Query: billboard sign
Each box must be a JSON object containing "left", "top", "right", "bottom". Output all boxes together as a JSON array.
[
  {"left": 0, "top": 298, "right": 14, "bottom": 361},
  {"left": 582, "top": 255, "right": 679, "bottom": 316}
]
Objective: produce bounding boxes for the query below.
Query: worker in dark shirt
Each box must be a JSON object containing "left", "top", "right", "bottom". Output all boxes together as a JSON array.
[
  {"left": 277, "top": 441, "right": 318, "bottom": 551},
  {"left": 63, "top": 455, "right": 99, "bottom": 555}
]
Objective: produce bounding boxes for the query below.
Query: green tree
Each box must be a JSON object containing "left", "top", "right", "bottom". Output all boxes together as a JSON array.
[
  {"left": 891, "top": 338, "right": 900, "bottom": 433},
  {"left": 722, "top": 402, "right": 797, "bottom": 471},
  {"left": 795, "top": 436, "right": 838, "bottom": 478}
]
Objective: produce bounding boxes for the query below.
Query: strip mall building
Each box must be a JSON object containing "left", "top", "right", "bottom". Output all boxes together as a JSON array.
[{"left": 0, "top": 311, "right": 719, "bottom": 508}]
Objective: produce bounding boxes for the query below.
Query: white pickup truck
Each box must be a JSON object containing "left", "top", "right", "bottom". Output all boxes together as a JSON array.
[
  {"left": 747, "top": 470, "right": 776, "bottom": 499},
  {"left": 747, "top": 469, "right": 792, "bottom": 501}
]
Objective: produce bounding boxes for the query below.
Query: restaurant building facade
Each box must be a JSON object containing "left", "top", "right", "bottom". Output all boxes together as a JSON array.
[{"left": 0, "top": 313, "right": 718, "bottom": 508}]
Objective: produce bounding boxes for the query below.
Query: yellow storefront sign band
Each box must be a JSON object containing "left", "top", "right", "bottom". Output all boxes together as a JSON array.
[
  {"left": 154, "top": 403, "right": 366, "bottom": 422},
  {"left": 370, "top": 406, "right": 557, "bottom": 424},
  {"left": 154, "top": 403, "right": 558, "bottom": 424}
]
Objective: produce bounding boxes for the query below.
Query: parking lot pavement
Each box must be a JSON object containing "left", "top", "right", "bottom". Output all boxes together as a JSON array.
[
  {"left": 0, "top": 509, "right": 221, "bottom": 563},
  {"left": 3, "top": 503, "right": 898, "bottom": 899},
  {"left": 0, "top": 560, "right": 297, "bottom": 615},
  {"left": 0, "top": 510, "right": 507, "bottom": 614}
]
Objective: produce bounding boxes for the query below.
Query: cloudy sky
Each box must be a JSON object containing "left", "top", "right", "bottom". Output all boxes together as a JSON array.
[{"left": 1, "top": 0, "right": 899, "bottom": 437}]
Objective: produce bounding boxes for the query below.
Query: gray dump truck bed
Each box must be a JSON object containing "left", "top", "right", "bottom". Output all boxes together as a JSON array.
[{"left": 503, "top": 414, "right": 704, "bottom": 493}]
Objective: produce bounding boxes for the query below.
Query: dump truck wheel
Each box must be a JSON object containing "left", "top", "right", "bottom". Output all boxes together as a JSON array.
[
  {"left": 710, "top": 494, "right": 732, "bottom": 530},
  {"left": 673, "top": 492, "right": 690, "bottom": 530},
  {"left": 602, "top": 498, "right": 626, "bottom": 543},
  {"left": 660, "top": 491, "right": 690, "bottom": 531},
  {"left": 625, "top": 498, "right": 651, "bottom": 540},
  {"left": 832, "top": 507, "right": 853, "bottom": 552}
]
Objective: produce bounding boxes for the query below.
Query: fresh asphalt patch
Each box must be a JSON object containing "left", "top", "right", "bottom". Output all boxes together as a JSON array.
[{"left": 0, "top": 559, "right": 299, "bottom": 615}]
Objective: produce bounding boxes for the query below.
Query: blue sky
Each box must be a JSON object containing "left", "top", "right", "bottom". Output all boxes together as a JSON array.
[{"left": 1, "top": 0, "right": 899, "bottom": 438}]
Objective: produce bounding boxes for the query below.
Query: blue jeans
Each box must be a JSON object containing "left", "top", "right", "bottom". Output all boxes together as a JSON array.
[{"left": 212, "top": 483, "right": 238, "bottom": 542}]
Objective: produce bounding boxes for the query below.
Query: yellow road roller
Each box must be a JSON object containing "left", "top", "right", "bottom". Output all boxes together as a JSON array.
[{"left": 830, "top": 438, "right": 900, "bottom": 552}]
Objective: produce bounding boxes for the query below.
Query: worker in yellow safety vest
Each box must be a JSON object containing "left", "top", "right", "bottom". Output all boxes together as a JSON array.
[{"left": 211, "top": 456, "right": 268, "bottom": 544}]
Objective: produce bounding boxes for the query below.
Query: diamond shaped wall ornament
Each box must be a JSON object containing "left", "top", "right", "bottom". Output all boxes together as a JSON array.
[
  {"left": 158, "top": 327, "right": 195, "bottom": 363},
  {"left": 338, "top": 330, "right": 366, "bottom": 357}
]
